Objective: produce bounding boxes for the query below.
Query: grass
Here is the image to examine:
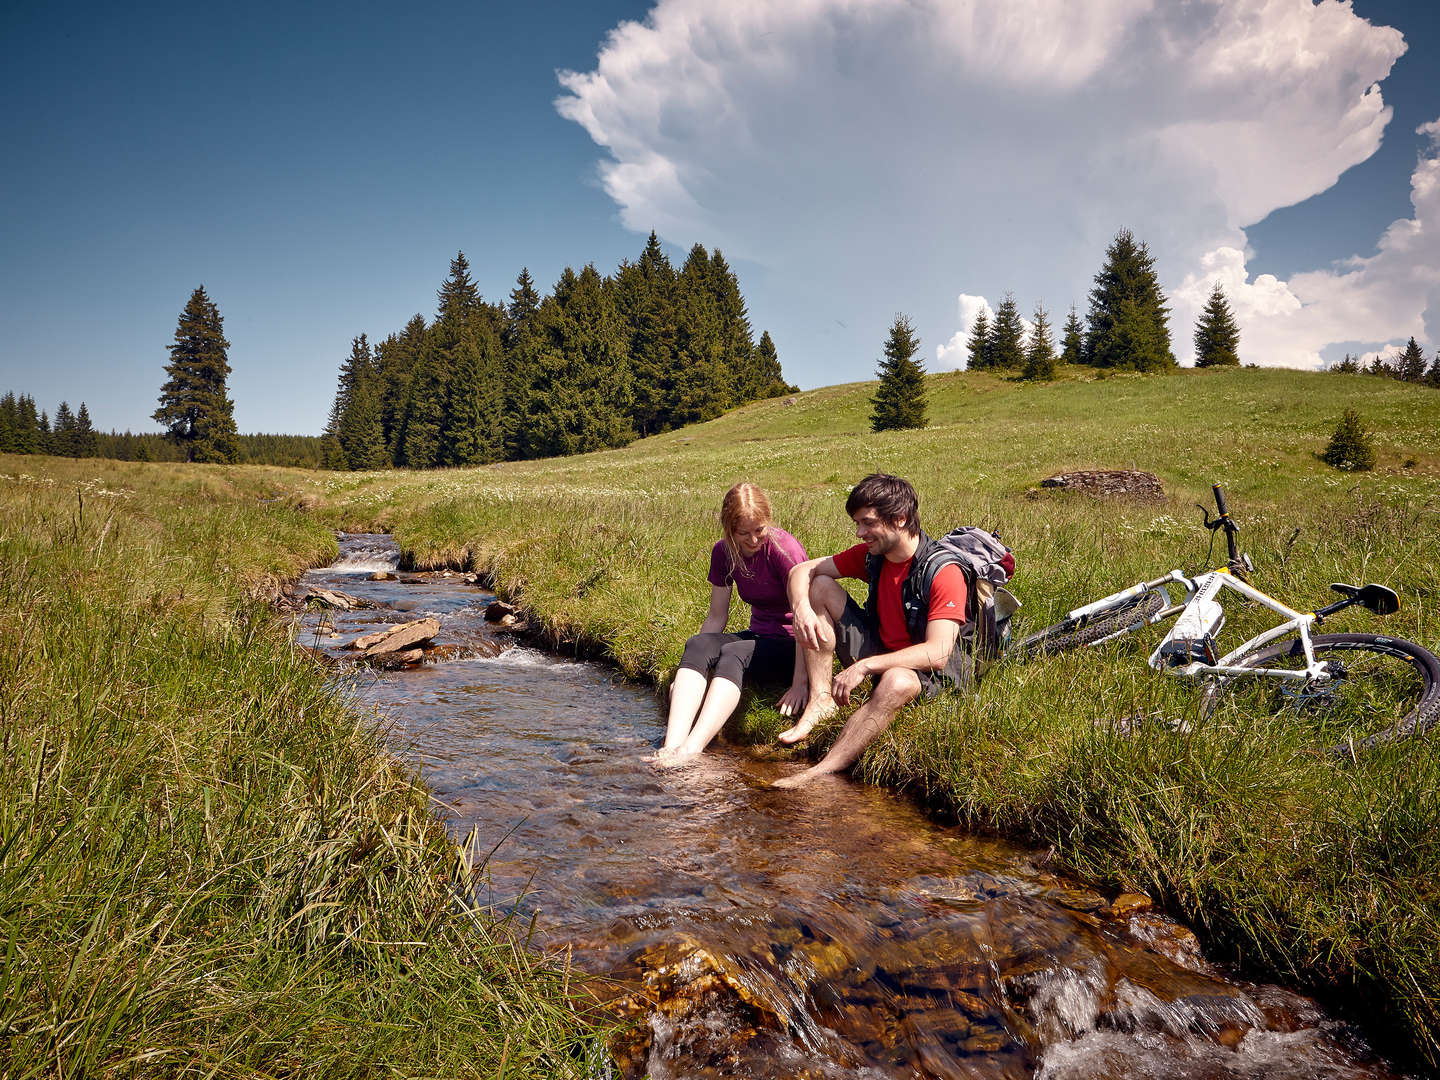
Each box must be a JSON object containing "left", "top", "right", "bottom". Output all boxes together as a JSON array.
[
  {"left": 5, "top": 364, "right": 1439, "bottom": 1069},
  {"left": 0, "top": 457, "right": 606, "bottom": 1077},
  {"left": 285, "top": 364, "right": 1440, "bottom": 1065}
]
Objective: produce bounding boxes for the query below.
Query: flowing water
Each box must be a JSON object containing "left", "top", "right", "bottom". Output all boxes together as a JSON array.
[{"left": 299, "top": 534, "right": 1410, "bottom": 1079}]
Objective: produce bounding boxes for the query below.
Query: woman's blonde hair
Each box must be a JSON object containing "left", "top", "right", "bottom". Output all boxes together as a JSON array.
[{"left": 720, "top": 482, "right": 772, "bottom": 577}]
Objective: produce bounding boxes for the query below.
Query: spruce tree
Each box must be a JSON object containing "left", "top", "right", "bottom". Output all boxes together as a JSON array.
[
  {"left": 1060, "top": 306, "right": 1084, "bottom": 365},
  {"left": 15, "top": 396, "right": 40, "bottom": 454},
  {"left": 965, "top": 309, "right": 992, "bottom": 371},
  {"left": 1428, "top": 351, "right": 1440, "bottom": 389},
  {"left": 1023, "top": 304, "right": 1057, "bottom": 381},
  {"left": 751, "top": 330, "right": 792, "bottom": 397},
  {"left": 74, "top": 402, "right": 97, "bottom": 458},
  {"left": 522, "top": 265, "right": 634, "bottom": 457},
  {"left": 1332, "top": 353, "right": 1360, "bottom": 374},
  {"left": 987, "top": 293, "right": 1026, "bottom": 370},
  {"left": 1397, "top": 336, "right": 1427, "bottom": 382},
  {"left": 379, "top": 315, "right": 426, "bottom": 463},
  {"left": 672, "top": 243, "right": 729, "bottom": 425},
  {"left": 53, "top": 402, "right": 77, "bottom": 457},
  {"left": 153, "top": 285, "right": 239, "bottom": 462},
  {"left": 870, "top": 314, "right": 927, "bottom": 431},
  {"left": 1084, "top": 229, "right": 1176, "bottom": 371},
  {"left": 1193, "top": 282, "right": 1240, "bottom": 367},
  {"left": 0, "top": 393, "right": 15, "bottom": 453},
  {"left": 501, "top": 268, "right": 542, "bottom": 458},
  {"left": 617, "top": 232, "right": 679, "bottom": 437},
  {"left": 1322, "top": 409, "right": 1375, "bottom": 471},
  {"left": 329, "top": 335, "right": 387, "bottom": 470}
]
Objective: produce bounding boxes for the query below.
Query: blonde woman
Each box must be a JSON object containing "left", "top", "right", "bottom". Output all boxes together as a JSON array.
[{"left": 651, "top": 483, "right": 809, "bottom": 760}]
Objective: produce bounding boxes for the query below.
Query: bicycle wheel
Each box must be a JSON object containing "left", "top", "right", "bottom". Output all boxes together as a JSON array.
[
  {"left": 1015, "top": 590, "right": 1166, "bottom": 658},
  {"left": 1200, "top": 633, "right": 1440, "bottom": 757}
]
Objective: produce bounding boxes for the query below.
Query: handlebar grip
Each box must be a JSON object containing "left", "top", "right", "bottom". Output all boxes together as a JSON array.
[{"left": 1212, "top": 484, "right": 1229, "bottom": 518}]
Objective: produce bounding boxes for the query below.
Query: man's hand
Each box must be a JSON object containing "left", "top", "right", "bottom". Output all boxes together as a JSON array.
[
  {"left": 831, "top": 661, "right": 869, "bottom": 705},
  {"left": 792, "top": 603, "right": 827, "bottom": 652}
]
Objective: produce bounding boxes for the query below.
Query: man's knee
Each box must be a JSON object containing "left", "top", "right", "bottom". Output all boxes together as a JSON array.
[{"left": 873, "top": 667, "right": 922, "bottom": 707}]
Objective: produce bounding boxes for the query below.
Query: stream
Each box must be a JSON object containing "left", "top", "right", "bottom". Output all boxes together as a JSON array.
[{"left": 298, "top": 533, "right": 1410, "bottom": 1080}]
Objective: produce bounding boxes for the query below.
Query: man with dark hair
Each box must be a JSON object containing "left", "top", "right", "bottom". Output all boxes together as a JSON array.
[{"left": 774, "top": 473, "right": 969, "bottom": 788}]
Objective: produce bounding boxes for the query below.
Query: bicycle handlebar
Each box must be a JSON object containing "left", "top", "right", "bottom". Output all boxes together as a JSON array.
[{"left": 1212, "top": 484, "right": 1241, "bottom": 568}]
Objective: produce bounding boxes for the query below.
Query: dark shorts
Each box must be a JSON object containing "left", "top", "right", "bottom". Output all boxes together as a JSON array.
[
  {"left": 677, "top": 630, "right": 796, "bottom": 687},
  {"left": 834, "top": 596, "right": 968, "bottom": 697}
]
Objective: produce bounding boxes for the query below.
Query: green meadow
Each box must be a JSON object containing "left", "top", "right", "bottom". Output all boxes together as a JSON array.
[
  {"left": 4, "top": 363, "right": 1440, "bottom": 1070},
  {"left": 0, "top": 459, "right": 605, "bottom": 1077}
]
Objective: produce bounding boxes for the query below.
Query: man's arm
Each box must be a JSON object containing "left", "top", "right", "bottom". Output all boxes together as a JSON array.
[
  {"left": 831, "top": 618, "right": 960, "bottom": 703},
  {"left": 787, "top": 556, "right": 841, "bottom": 650}
]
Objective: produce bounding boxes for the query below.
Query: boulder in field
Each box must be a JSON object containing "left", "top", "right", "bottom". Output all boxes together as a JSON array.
[
  {"left": 349, "top": 617, "right": 441, "bottom": 656},
  {"left": 1039, "top": 469, "right": 1164, "bottom": 500}
]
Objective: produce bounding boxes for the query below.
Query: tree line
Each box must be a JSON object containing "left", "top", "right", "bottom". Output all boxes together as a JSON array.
[
  {"left": 870, "top": 229, "right": 1240, "bottom": 429},
  {"left": 1331, "top": 337, "right": 1440, "bottom": 388},
  {"left": 322, "top": 235, "right": 794, "bottom": 471},
  {"left": 0, "top": 392, "right": 326, "bottom": 467}
]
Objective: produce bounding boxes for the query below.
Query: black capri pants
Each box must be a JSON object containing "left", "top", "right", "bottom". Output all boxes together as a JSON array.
[{"left": 677, "top": 631, "right": 795, "bottom": 687}]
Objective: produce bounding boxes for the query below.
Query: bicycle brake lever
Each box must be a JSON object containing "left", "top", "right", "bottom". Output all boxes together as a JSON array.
[{"left": 1198, "top": 505, "right": 1222, "bottom": 531}]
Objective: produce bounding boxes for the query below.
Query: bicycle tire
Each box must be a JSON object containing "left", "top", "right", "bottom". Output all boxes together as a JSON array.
[
  {"left": 1200, "top": 632, "right": 1440, "bottom": 757},
  {"left": 1016, "top": 590, "right": 1167, "bottom": 658}
]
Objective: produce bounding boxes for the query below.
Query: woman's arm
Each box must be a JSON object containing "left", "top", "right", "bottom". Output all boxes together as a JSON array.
[{"left": 698, "top": 584, "right": 732, "bottom": 636}]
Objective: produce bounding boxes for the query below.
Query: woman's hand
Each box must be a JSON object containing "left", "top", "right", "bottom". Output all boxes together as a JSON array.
[{"left": 777, "top": 681, "right": 809, "bottom": 717}]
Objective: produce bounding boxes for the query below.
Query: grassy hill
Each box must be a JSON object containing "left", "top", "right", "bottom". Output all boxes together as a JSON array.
[{"left": 5, "top": 363, "right": 1438, "bottom": 1070}]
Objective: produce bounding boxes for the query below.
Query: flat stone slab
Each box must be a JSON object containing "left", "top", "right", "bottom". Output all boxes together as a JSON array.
[
  {"left": 1040, "top": 469, "right": 1164, "bottom": 500},
  {"left": 349, "top": 617, "right": 441, "bottom": 656}
]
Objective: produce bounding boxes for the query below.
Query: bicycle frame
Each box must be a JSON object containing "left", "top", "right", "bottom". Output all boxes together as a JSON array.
[{"left": 1068, "top": 568, "right": 1330, "bottom": 684}]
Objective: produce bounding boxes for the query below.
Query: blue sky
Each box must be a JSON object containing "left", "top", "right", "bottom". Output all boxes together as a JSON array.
[{"left": 2, "top": 0, "right": 1438, "bottom": 435}]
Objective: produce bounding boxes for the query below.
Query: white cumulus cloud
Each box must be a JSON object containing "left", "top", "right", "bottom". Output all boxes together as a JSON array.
[
  {"left": 1173, "top": 118, "right": 1440, "bottom": 368},
  {"left": 557, "top": 0, "right": 1409, "bottom": 385}
]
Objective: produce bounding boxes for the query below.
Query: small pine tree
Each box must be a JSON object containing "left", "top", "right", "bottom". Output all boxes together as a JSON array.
[
  {"left": 1193, "top": 282, "right": 1240, "bottom": 367},
  {"left": 1059, "top": 306, "right": 1084, "bottom": 365},
  {"left": 870, "top": 314, "right": 927, "bottom": 432},
  {"left": 1321, "top": 409, "right": 1376, "bottom": 471},
  {"left": 1427, "top": 351, "right": 1440, "bottom": 389},
  {"left": 965, "top": 309, "right": 992, "bottom": 371},
  {"left": 1332, "top": 353, "right": 1359, "bottom": 374},
  {"left": 1023, "top": 303, "right": 1057, "bottom": 380}
]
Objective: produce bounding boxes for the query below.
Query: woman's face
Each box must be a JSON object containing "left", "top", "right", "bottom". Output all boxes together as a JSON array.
[{"left": 734, "top": 516, "right": 769, "bottom": 557}]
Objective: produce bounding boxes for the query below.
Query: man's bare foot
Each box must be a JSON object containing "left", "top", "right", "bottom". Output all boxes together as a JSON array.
[
  {"left": 772, "top": 763, "right": 843, "bottom": 788},
  {"left": 776, "top": 695, "right": 837, "bottom": 745}
]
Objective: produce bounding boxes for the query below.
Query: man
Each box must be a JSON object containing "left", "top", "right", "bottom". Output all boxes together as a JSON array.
[{"left": 773, "top": 473, "right": 969, "bottom": 788}]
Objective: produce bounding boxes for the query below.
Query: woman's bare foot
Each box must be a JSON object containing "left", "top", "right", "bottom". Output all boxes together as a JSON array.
[{"left": 776, "top": 694, "right": 837, "bottom": 745}]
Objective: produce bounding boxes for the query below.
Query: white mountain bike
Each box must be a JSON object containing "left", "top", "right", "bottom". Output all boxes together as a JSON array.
[{"left": 1016, "top": 485, "right": 1440, "bottom": 757}]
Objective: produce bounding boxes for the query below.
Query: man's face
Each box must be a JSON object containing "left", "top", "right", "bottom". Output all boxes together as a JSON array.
[{"left": 851, "top": 506, "right": 906, "bottom": 557}]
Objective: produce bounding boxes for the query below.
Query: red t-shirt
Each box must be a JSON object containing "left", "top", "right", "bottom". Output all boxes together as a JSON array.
[{"left": 832, "top": 543, "right": 967, "bottom": 652}]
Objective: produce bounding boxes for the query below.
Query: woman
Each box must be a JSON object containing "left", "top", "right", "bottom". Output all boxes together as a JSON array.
[{"left": 652, "top": 482, "right": 808, "bottom": 760}]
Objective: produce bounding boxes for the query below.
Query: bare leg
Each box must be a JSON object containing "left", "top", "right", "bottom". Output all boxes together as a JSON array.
[
  {"left": 776, "top": 576, "right": 851, "bottom": 744},
  {"left": 673, "top": 677, "right": 743, "bottom": 756},
  {"left": 657, "top": 667, "right": 708, "bottom": 753},
  {"left": 773, "top": 668, "right": 922, "bottom": 787}
]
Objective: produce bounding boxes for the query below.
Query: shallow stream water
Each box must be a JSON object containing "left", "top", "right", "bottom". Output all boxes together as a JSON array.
[{"left": 299, "top": 534, "right": 1410, "bottom": 1080}]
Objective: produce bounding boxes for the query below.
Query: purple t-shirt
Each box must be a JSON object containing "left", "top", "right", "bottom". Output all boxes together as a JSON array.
[{"left": 707, "top": 526, "right": 807, "bottom": 639}]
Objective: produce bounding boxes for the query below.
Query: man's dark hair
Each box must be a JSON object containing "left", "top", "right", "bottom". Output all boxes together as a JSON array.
[{"left": 845, "top": 473, "right": 921, "bottom": 536}]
